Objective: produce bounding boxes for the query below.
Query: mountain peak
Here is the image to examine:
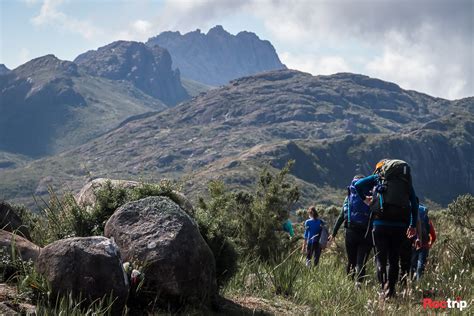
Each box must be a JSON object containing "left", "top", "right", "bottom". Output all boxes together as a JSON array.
[
  {"left": 14, "top": 54, "right": 78, "bottom": 78},
  {"left": 207, "top": 25, "right": 229, "bottom": 36},
  {"left": 74, "top": 40, "right": 188, "bottom": 105},
  {"left": 0, "top": 64, "right": 11, "bottom": 75},
  {"left": 146, "top": 25, "right": 286, "bottom": 85}
]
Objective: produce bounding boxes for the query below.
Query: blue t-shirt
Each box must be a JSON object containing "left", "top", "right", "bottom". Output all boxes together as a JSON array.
[{"left": 304, "top": 218, "right": 322, "bottom": 244}]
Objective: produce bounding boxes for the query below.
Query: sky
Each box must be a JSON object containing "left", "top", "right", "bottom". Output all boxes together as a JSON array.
[{"left": 1, "top": 0, "right": 473, "bottom": 100}]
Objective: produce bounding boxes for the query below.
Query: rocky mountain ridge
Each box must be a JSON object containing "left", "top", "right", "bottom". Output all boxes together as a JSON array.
[
  {"left": 147, "top": 25, "right": 286, "bottom": 85},
  {"left": 0, "top": 54, "right": 167, "bottom": 157},
  {"left": 1, "top": 69, "right": 471, "bottom": 207},
  {"left": 75, "top": 41, "right": 189, "bottom": 106}
]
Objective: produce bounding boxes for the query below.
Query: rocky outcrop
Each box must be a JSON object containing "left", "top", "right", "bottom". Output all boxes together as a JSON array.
[
  {"left": 35, "top": 236, "right": 128, "bottom": 314},
  {"left": 0, "top": 230, "right": 41, "bottom": 278},
  {"left": 0, "top": 201, "right": 30, "bottom": 240},
  {"left": 104, "top": 196, "right": 216, "bottom": 307},
  {"left": 75, "top": 41, "right": 189, "bottom": 105},
  {"left": 147, "top": 25, "right": 286, "bottom": 85},
  {"left": 76, "top": 178, "right": 194, "bottom": 214},
  {"left": 75, "top": 178, "right": 140, "bottom": 210}
]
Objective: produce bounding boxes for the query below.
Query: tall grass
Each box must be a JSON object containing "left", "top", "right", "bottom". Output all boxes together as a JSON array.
[{"left": 223, "top": 196, "right": 473, "bottom": 315}]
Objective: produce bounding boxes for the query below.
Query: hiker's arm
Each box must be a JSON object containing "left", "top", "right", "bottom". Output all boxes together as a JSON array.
[
  {"left": 409, "top": 186, "right": 418, "bottom": 227},
  {"left": 429, "top": 220, "right": 437, "bottom": 245},
  {"left": 302, "top": 223, "right": 309, "bottom": 253},
  {"left": 331, "top": 203, "right": 346, "bottom": 237},
  {"left": 354, "top": 175, "right": 376, "bottom": 201}
]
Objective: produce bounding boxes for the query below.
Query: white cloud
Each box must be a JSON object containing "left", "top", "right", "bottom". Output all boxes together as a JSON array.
[
  {"left": 133, "top": 20, "right": 152, "bottom": 34},
  {"left": 19, "top": 48, "right": 31, "bottom": 65},
  {"left": 31, "top": 0, "right": 102, "bottom": 40},
  {"left": 159, "top": 0, "right": 472, "bottom": 99},
  {"left": 280, "top": 52, "right": 352, "bottom": 75}
]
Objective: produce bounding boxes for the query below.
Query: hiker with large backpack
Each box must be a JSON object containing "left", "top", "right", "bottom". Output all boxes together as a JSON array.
[
  {"left": 329, "top": 175, "right": 373, "bottom": 286},
  {"left": 302, "top": 206, "right": 327, "bottom": 267},
  {"left": 411, "top": 204, "right": 436, "bottom": 280},
  {"left": 399, "top": 197, "right": 424, "bottom": 285},
  {"left": 354, "top": 159, "right": 418, "bottom": 299}
]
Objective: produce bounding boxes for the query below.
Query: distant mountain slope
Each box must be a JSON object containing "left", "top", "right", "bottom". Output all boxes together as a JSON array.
[
  {"left": 147, "top": 25, "right": 286, "bottom": 86},
  {"left": 2, "top": 70, "right": 471, "bottom": 208},
  {"left": 0, "top": 55, "right": 166, "bottom": 157},
  {"left": 0, "top": 64, "right": 10, "bottom": 75},
  {"left": 74, "top": 41, "right": 189, "bottom": 105}
]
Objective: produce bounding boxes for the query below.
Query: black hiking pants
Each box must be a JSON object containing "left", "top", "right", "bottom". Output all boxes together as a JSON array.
[
  {"left": 372, "top": 226, "right": 406, "bottom": 294},
  {"left": 399, "top": 236, "right": 412, "bottom": 285},
  {"left": 345, "top": 227, "right": 373, "bottom": 282},
  {"left": 306, "top": 242, "right": 322, "bottom": 267}
]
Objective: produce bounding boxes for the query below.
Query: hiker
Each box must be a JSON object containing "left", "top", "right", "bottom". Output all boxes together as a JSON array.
[
  {"left": 329, "top": 175, "right": 373, "bottom": 286},
  {"left": 411, "top": 204, "right": 436, "bottom": 280},
  {"left": 302, "top": 206, "right": 325, "bottom": 267},
  {"left": 400, "top": 197, "right": 423, "bottom": 285},
  {"left": 283, "top": 218, "right": 295, "bottom": 238},
  {"left": 354, "top": 159, "right": 418, "bottom": 298},
  {"left": 399, "top": 231, "right": 413, "bottom": 286}
]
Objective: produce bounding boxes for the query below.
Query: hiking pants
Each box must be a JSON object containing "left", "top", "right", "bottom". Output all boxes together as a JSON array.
[
  {"left": 411, "top": 248, "right": 429, "bottom": 280},
  {"left": 399, "top": 236, "right": 412, "bottom": 284},
  {"left": 372, "top": 226, "right": 406, "bottom": 292},
  {"left": 306, "top": 242, "right": 322, "bottom": 267},
  {"left": 345, "top": 227, "right": 372, "bottom": 282}
]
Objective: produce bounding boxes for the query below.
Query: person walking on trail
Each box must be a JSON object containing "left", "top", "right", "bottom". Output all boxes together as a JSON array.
[
  {"left": 302, "top": 206, "right": 325, "bottom": 267},
  {"left": 354, "top": 159, "right": 418, "bottom": 299},
  {"left": 411, "top": 204, "right": 436, "bottom": 280},
  {"left": 400, "top": 197, "right": 423, "bottom": 285},
  {"left": 283, "top": 218, "right": 295, "bottom": 238},
  {"left": 329, "top": 175, "right": 373, "bottom": 287}
]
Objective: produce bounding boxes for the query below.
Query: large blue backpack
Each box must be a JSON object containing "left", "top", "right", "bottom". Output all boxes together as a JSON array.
[{"left": 346, "top": 178, "right": 371, "bottom": 228}]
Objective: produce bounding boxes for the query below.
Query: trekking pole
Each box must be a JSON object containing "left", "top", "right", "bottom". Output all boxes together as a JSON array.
[
  {"left": 364, "top": 212, "right": 374, "bottom": 239},
  {"left": 272, "top": 234, "right": 319, "bottom": 273}
]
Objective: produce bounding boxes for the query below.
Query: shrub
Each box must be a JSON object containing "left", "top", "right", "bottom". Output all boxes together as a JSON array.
[
  {"left": 197, "top": 161, "right": 300, "bottom": 268},
  {"left": 446, "top": 193, "right": 473, "bottom": 232}
]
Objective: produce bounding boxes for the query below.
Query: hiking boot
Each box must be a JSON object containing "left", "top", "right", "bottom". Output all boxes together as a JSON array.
[{"left": 384, "top": 287, "right": 396, "bottom": 299}]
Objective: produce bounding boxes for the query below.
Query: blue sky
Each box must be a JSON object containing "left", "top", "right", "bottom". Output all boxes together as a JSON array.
[{"left": 1, "top": 0, "right": 472, "bottom": 100}]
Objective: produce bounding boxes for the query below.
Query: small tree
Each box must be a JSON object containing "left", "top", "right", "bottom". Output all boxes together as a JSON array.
[
  {"left": 236, "top": 161, "right": 299, "bottom": 260},
  {"left": 447, "top": 193, "right": 473, "bottom": 232},
  {"left": 197, "top": 161, "right": 300, "bottom": 266}
]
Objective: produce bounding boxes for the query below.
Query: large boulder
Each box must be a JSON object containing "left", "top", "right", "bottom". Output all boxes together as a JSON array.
[
  {"left": 0, "top": 230, "right": 41, "bottom": 278},
  {"left": 75, "top": 178, "right": 194, "bottom": 214},
  {"left": 75, "top": 178, "right": 139, "bottom": 210},
  {"left": 0, "top": 201, "right": 31, "bottom": 240},
  {"left": 104, "top": 196, "right": 216, "bottom": 308},
  {"left": 35, "top": 237, "right": 129, "bottom": 314}
]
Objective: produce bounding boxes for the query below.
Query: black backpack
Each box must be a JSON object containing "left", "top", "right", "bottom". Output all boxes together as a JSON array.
[{"left": 371, "top": 159, "right": 412, "bottom": 223}]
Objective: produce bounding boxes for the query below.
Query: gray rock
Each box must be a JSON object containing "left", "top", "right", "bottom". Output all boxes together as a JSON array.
[
  {"left": 75, "top": 178, "right": 194, "bottom": 215},
  {"left": 0, "top": 201, "right": 30, "bottom": 240},
  {"left": 104, "top": 196, "right": 216, "bottom": 308},
  {"left": 75, "top": 178, "right": 140, "bottom": 211},
  {"left": 0, "top": 302, "right": 16, "bottom": 315},
  {"left": 35, "top": 236, "right": 128, "bottom": 314},
  {"left": 0, "top": 230, "right": 41, "bottom": 278}
]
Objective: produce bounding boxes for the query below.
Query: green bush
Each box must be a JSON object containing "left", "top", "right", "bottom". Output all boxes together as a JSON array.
[
  {"left": 196, "top": 161, "right": 300, "bottom": 288},
  {"left": 446, "top": 193, "right": 473, "bottom": 232}
]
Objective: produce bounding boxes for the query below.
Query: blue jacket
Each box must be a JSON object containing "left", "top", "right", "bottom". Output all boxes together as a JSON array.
[
  {"left": 304, "top": 218, "right": 322, "bottom": 244},
  {"left": 354, "top": 174, "right": 418, "bottom": 227}
]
